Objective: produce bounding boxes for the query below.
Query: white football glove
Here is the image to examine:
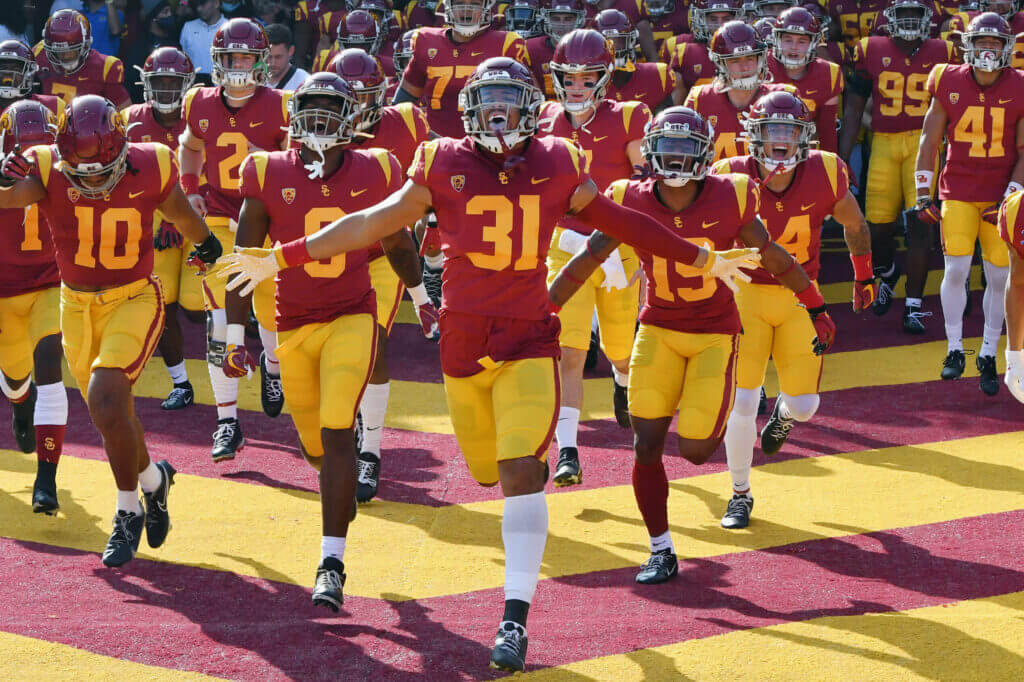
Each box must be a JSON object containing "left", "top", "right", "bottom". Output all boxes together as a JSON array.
[
  {"left": 1005, "top": 348, "right": 1024, "bottom": 404},
  {"left": 599, "top": 247, "right": 629, "bottom": 291},
  {"left": 220, "top": 246, "right": 282, "bottom": 297},
  {"left": 705, "top": 248, "right": 762, "bottom": 293},
  {"left": 557, "top": 228, "right": 587, "bottom": 255}
]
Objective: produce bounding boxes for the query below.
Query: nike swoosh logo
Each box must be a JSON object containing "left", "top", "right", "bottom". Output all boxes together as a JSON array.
[
  {"left": 471, "top": 51, "right": 484, "bottom": 56},
  {"left": 702, "top": 220, "right": 718, "bottom": 229},
  {"left": 1000, "top": 99, "right": 1013, "bottom": 104},
  {"left": 592, "top": 135, "right": 608, "bottom": 142},
  {"left": 801, "top": 203, "right": 815, "bottom": 211},
  {"left": 805, "top": 89, "right": 817, "bottom": 95},
  {"left": 78, "top": 76, "right": 89, "bottom": 81},
  {"left": 531, "top": 177, "right": 549, "bottom": 184},
  {"left": 129, "top": 191, "right": 145, "bottom": 198},
  {"left": 351, "top": 188, "right": 368, "bottom": 197},
  {"left": 634, "top": 92, "right": 646, "bottom": 98},
  {"left": 249, "top": 121, "right": 263, "bottom": 128}
]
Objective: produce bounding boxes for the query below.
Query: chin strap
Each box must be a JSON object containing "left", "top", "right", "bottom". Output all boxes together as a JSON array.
[
  {"left": 489, "top": 121, "right": 526, "bottom": 174},
  {"left": 755, "top": 161, "right": 786, "bottom": 189}
]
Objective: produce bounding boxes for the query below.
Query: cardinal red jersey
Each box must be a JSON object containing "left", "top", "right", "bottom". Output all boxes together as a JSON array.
[
  {"left": 526, "top": 35, "right": 557, "bottom": 98},
  {"left": 664, "top": 39, "right": 714, "bottom": 92},
  {"left": 240, "top": 148, "right": 397, "bottom": 330},
  {"left": 404, "top": 2, "right": 443, "bottom": 29},
  {"left": 685, "top": 82, "right": 798, "bottom": 161},
  {"left": 26, "top": 143, "right": 176, "bottom": 290},
  {"left": 714, "top": 151, "right": 850, "bottom": 284},
  {"left": 608, "top": 172, "right": 758, "bottom": 334},
  {"left": 0, "top": 200, "right": 58, "bottom": 297},
  {"left": 828, "top": 0, "right": 887, "bottom": 47},
  {"left": 183, "top": 85, "right": 290, "bottom": 221},
  {"left": 294, "top": 0, "right": 342, "bottom": 57},
  {"left": 767, "top": 56, "right": 844, "bottom": 151},
  {"left": 31, "top": 45, "right": 128, "bottom": 107},
  {"left": 637, "top": 2, "right": 692, "bottom": 49},
  {"left": 851, "top": 36, "right": 955, "bottom": 134},
  {"left": 927, "top": 63, "right": 1024, "bottom": 203},
  {"left": 947, "top": 10, "right": 1024, "bottom": 68},
  {"left": 0, "top": 93, "right": 62, "bottom": 116},
  {"left": 409, "top": 135, "right": 589, "bottom": 321},
  {"left": 820, "top": 40, "right": 849, "bottom": 66},
  {"left": 607, "top": 0, "right": 645, "bottom": 25},
  {"left": 122, "top": 102, "right": 185, "bottom": 148},
  {"left": 606, "top": 62, "right": 677, "bottom": 109},
  {"left": 401, "top": 27, "right": 528, "bottom": 137}
]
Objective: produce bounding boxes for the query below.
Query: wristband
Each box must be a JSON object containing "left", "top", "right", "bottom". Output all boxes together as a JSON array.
[
  {"left": 1005, "top": 182, "right": 1024, "bottom": 200},
  {"left": 226, "top": 324, "right": 245, "bottom": 346},
  {"left": 796, "top": 283, "right": 825, "bottom": 310},
  {"left": 181, "top": 173, "right": 200, "bottom": 196},
  {"left": 850, "top": 252, "right": 873, "bottom": 282},
  {"left": 914, "top": 170, "right": 933, "bottom": 192},
  {"left": 408, "top": 283, "right": 430, "bottom": 306},
  {"left": 277, "top": 237, "right": 313, "bottom": 268}
]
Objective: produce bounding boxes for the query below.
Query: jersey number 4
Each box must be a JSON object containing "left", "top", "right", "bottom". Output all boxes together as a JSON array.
[{"left": 953, "top": 106, "right": 1006, "bottom": 159}]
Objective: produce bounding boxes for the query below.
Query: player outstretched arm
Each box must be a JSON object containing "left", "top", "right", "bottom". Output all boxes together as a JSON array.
[
  {"left": 0, "top": 148, "right": 46, "bottom": 208},
  {"left": 381, "top": 228, "right": 440, "bottom": 338},
  {"left": 831, "top": 187, "right": 875, "bottom": 311}
]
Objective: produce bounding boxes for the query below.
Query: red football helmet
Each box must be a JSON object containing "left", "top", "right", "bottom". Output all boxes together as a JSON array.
[
  {"left": 754, "top": 0, "right": 798, "bottom": 19},
  {"left": 753, "top": 17, "right": 775, "bottom": 44},
  {"left": 0, "top": 40, "right": 38, "bottom": 99},
  {"left": 980, "top": 0, "right": 1018, "bottom": 19},
  {"left": 210, "top": 18, "right": 271, "bottom": 95},
  {"left": 772, "top": 7, "right": 821, "bottom": 67},
  {"left": 0, "top": 99, "right": 57, "bottom": 154},
  {"left": 881, "top": 0, "right": 933, "bottom": 41},
  {"left": 459, "top": 56, "right": 543, "bottom": 152},
  {"left": 641, "top": 106, "right": 715, "bottom": 186},
  {"left": 393, "top": 29, "right": 416, "bottom": 74},
  {"left": 709, "top": 20, "right": 769, "bottom": 89},
  {"left": 505, "top": 0, "right": 543, "bottom": 39},
  {"left": 445, "top": 0, "right": 497, "bottom": 36},
  {"left": 56, "top": 95, "right": 129, "bottom": 199},
  {"left": 690, "top": 0, "right": 746, "bottom": 43},
  {"left": 542, "top": 0, "right": 587, "bottom": 43},
  {"left": 801, "top": 2, "right": 830, "bottom": 38},
  {"left": 329, "top": 48, "right": 387, "bottom": 132},
  {"left": 138, "top": 47, "right": 196, "bottom": 114},
  {"left": 550, "top": 29, "right": 614, "bottom": 113},
  {"left": 594, "top": 10, "right": 638, "bottom": 68},
  {"left": 962, "top": 11, "right": 1014, "bottom": 71},
  {"left": 43, "top": 9, "right": 92, "bottom": 76},
  {"left": 359, "top": 0, "right": 398, "bottom": 36},
  {"left": 645, "top": 0, "right": 676, "bottom": 20},
  {"left": 336, "top": 10, "right": 383, "bottom": 55},
  {"left": 744, "top": 89, "right": 814, "bottom": 171},
  {"left": 287, "top": 73, "right": 361, "bottom": 156}
]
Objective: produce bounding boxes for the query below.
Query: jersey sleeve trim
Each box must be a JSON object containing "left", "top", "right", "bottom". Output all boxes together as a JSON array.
[
  {"left": 732, "top": 173, "right": 753, "bottom": 220},
  {"left": 397, "top": 102, "right": 418, "bottom": 140},
  {"left": 607, "top": 178, "right": 629, "bottom": 204},
  {"left": 370, "top": 148, "right": 394, "bottom": 185},
  {"left": 821, "top": 151, "right": 841, "bottom": 199},
  {"left": 155, "top": 144, "right": 173, "bottom": 192},
  {"left": 102, "top": 56, "right": 121, "bottom": 82},
  {"left": 34, "top": 146, "right": 53, "bottom": 188}
]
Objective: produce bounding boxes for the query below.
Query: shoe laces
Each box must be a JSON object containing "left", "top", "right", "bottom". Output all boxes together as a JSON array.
[
  {"left": 212, "top": 420, "right": 238, "bottom": 446},
  {"left": 357, "top": 457, "right": 378, "bottom": 486},
  {"left": 111, "top": 510, "right": 140, "bottom": 544},
  {"left": 905, "top": 309, "right": 932, "bottom": 322},
  {"left": 943, "top": 349, "right": 972, "bottom": 367},
  {"left": 978, "top": 355, "right": 997, "bottom": 373},
  {"left": 767, "top": 411, "right": 794, "bottom": 439},
  {"left": 557, "top": 449, "right": 578, "bottom": 468},
  {"left": 725, "top": 495, "right": 752, "bottom": 518},
  {"left": 166, "top": 386, "right": 190, "bottom": 401},
  {"left": 263, "top": 374, "right": 284, "bottom": 402},
  {"left": 496, "top": 622, "right": 526, "bottom": 657},
  {"left": 316, "top": 565, "right": 344, "bottom": 592},
  {"left": 642, "top": 549, "right": 674, "bottom": 569},
  {"left": 876, "top": 279, "right": 894, "bottom": 306}
]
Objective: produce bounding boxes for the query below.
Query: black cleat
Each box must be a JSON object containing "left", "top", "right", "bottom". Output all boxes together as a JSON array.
[
  {"left": 872, "top": 264, "right": 900, "bottom": 317},
  {"left": 160, "top": 381, "right": 194, "bottom": 410},
  {"left": 552, "top": 447, "right": 582, "bottom": 487},
  {"left": 422, "top": 263, "right": 443, "bottom": 308},
  {"left": 143, "top": 460, "right": 175, "bottom": 548},
  {"left": 760, "top": 399, "right": 794, "bottom": 457},
  {"left": 102, "top": 507, "right": 145, "bottom": 567},
  {"left": 312, "top": 557, "right": 346, "bottom": 612},
  {"left": 941, "top": 349, "right": 969, "bottom": 380},
  {"left": 612, "top": 381, "right": 630, "bottom": 428},
  {"left": 902, "top": 305, "right": 930, "bottom": 334},
  {"left": 584, "top": 330, "right": 600, "bottom": 370},
  {"left": 260, "top": 352, "right": 284, "bottom": 418},
  {"left": 32, "top": 461, "right": 59, "bottom": 515},
  {"left": 977, "top": 355, "right": 999, "bottom": 396},
  {"left": 721, "top": 494, "right": 754, "bottom": 529},
  {"left": 11, "top": 382, "right": 36, "bottom": 453},
  {"left": 211, "top": 418, "right": 244, "bottom": 463},
  {"left": 356, "top": 452, "right": 380, "bottom": 503},
  {"left": 635, "top": 549, "right": 678, "bottom": 584},
  {"left": 757, "top": 386, "right": 767, "bottom": 416},
  {"left": 490, "top": 621, "right": 529, "bottom": 672}
]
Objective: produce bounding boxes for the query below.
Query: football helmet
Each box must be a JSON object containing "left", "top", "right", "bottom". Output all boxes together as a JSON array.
[
  {"left": 505, "top": 0, "right": 543, "bottom": 39},
  {"left": 445, "top": 0, "right": 496, "bottom": 36},
  {"left": 801, "top": 2, "right": 831, "bottom": 38},
  {"left": 550, "top": 29, "right": 614, "bottom": 113},
  {"left": 881, "top": 0, "right": 933, "bottom": 41},
  {"left": 359, "top": 0, "right": 397, "bottom": 37},
  {"left": 772, "top": 7, "right": 821, "bottom": 67},
  {"left": 979, "top": 0, "right": 1018, "bottom": 19},
  {"left": 138, "top": 47, "right": 196, "bottom": 114},
  {"left": 690, "top": 0, "right": 746, "bottom": 43},
  {"left": 210, "top": 18, "right": 271, "bottom": 95},
  {"left": 43, "top": 9, "right": 92, "bottom": 76},
  {"left": 709, "top": 20, "right": 769, "bottom": 90},
  {"left": 459, "top": 57, "right": 543, "bottom": 153},
  {"left": 393, "top": 29, "right": 416, "bottom": 74},
  {"left": 962, "top": 11, "right": 1014, "bottom": 71},
  {"left": 0, "top": 40, "right": 38, "bottom": 99},
  {"left": 754, "top": 17, "right": 776, "bottom": 45},
  {"left": 336, "top": 10, "right": 383, "bottom": 55},
  {"left": 287, "top": 73, "right": 361, "bottom": 154},
  {"left": 542, "top": 0, "right": 587, "bottom": 43},
  {"left": 744, "top": 89, "right": 815, "bottom": 171},
  {"left": 0, "top": 99, "right": 57, "bottom": 154},
  {"left": 329, "top": 48, "right": 388, "bottom": 132},
  {"left": 641, "top": 106, "right": 715, "bottom": 186},
  {"left": 55, "top": 95, "right": 129, "bottom": 200},
  {"left": 595, "top": 9, "right": 638, "bottom": 68},
  {"left": 645, "top": 0, "right": 676, "bottom": 20},
  {"left": 753, "top": 0, "right": 798, "bottom": 18}
]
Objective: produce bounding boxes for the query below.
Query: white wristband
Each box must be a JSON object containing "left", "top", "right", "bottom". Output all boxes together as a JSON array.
[
  {"left": 914, "top": 170, "right": 934, "bottom": 191},
  {"left": 226, "top": 324, "right": 245, "bottom": 347},
  {"left": 1005, "top": 182, "right": 1024, "bottom": 200},
  {"left": 408, "top": 283, "right": 430, "bottom": 307}
]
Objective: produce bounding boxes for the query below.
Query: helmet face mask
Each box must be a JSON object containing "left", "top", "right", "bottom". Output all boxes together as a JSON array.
[
  {"left": 744, "top": 91, "right": 814, "bottom": 171},
  {"left": 446, "top": 0, "right": 494, "bottom": 36},
  {"left": 543, "top": 2, "right": 586, "bottom": 42},
  {"left": 44, "top": 10, "right": 92, "bottom": 76},
  {"left": 139, "top": 48, "right": 196, "bottom": 114},
  {"left": 710, "top": 20, "right": 769, "bottom": 90},
  {"left": 460, "top": 58, "right": 543, "bottom": 153},
  {"left": 393, "top": 30, "right": 415, "bottom": 74},
  {"left": 337, "top": 10, "right": 383, "bottom": 55},
  {"left": 596, "top": 10, "right": 638, "bottom": 67},
  {"left": 55, "top": 96, "right": 129, "bottom": 200},
  {"left": 882, "top": 1, "right": 932, "bottom": 41},
  {"left": 287, "top": 75, "right": 360, "bottom": 154},
  {"left": 691, "top": 1, "right": 745, "bottom": 43},
  {"left": 641, "top": 108, "right": 714, "bottom": 186},
  {"left": 550, "top": 29, "right": 614, "bottom": 113},
  {"left": 506, "top": 1, "right": 542, "bottom": 38},
  {"left": 211, "top": 19, "right": 271, "bottom": 98},
  {"left": 0, "top": 42, "right": 38, "bottom": 99},
  {"left": 755, "top": 0, "right": 797, "bottom": 18},
  {"left": 980, "top": 0, "right": 1018, "bottom": 19},
  {"left": 772, "top": 8, "right": 820, "bottom": 67},
  {"left": 645, "top": 0, "right": 675, "bottom": 19},
  {"left": 330, "top": 48, "right": 387, "bottom": 133},
  {"left": 962, "top": 12, "right": 1014, "bottom": 71}
]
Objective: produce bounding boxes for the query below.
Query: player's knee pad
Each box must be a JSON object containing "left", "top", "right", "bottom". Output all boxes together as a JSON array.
[
  {"left": 732, "top": 387, "right": 761, "bottom": 418},
  {"left": 780, "top": 392, "right": 819, "bottom": 422}
]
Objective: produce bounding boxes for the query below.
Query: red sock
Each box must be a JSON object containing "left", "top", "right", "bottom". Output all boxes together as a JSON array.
[
  {"left": 36, "top": 424, "right": 65, "bottom": 465},
  {"left": 632, "top": 459, "right": 669, "bottom": 538}
]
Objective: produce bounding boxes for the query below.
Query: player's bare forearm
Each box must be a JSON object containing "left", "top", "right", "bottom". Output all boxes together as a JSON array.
[
  {"left": 225, "top": 198, "right": 270, "bottom": 326},
  {"left": 293, "top": 23, "right": 313, "bottom": 68},
  {"left": 833, "top": 191, "right": 871, "bottom": 255},
  {"left": 739, "top": 219, "right": 813, "bottom": 293},
  {"left": 1006, "top": 251, "right": 1024, "bottom": 350},
  {"left": 393, "top": 82, "right": 422, "bottom": 105},
  {"left": 637, "top": 22, "right": 658, "bottom": 62},
  {"left": 157, "top": 185, "right": 211, "bottom": 244},
  {"left": 838, "top": 92, "right": 865, "bottom": 162},
  {"left": 0, "top": 176, "right": 45, "bottom": 208},
  {"left": 178, "top": 131, "right": 205, "bottom": 178},
  {"left": 914, "top": 101, "right": 946, "bottom": 187},
  {"left": 671, "top": 77, "right": 688, "bottom": 106},
  {"left": 381, "top": 229, "right": 424, "bottom": 288}
]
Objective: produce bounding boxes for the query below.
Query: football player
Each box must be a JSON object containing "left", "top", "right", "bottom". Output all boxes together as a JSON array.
[
  {"left": 0, "top": 94, "right": 222, "bottom": 566},
  {"left": 547, "top": 105, "right": 834, "bottom": 584},
  {"left": 946, "top": 0, "right": 1024, "bottom": 68},
  {"left": 0, "top": 40, "right": 61, "bottom": 115},
  {"left": 32, "top": 10, "right": 130, "bottom": 109},
  {"left": 219, "top": 58, "right": 758, "bottom": 673},
  {"left": 124, "top": 47, "right": 202, "bottom": 412},
  {"left": 525, "top": 0, "right": 586, "bottom": 98},
  {"left": 404, "top": 0, "right": 445, "bottom": 29},
  {"left": 714, "top": 92, "right": 872, "bottom": 530},
  {"left": 768, "top": 7, "right": 844, "bottom": 153},
  {"left": 915, "top": 12, "right": 1024, "bottom": 395},
  {"left": 753, "top": 0, "right": 799, "bottom": 17},
  {"left": 538, "top": 29, "right": 651, "bottom": 486},
  {"left": 828, "top": 0, "right": 889, "bottom": 47},
  {"left": 330, "top": 48, "right": 439, "bottom": 503},
  {"left": 0, "top": 101, "right": 68, "bottom": 515},
  {"left": 633, "top": 0, "right": 692, "bottom": 61},
  {"left": 596, "top": 9, "right": 677, "bottom": 112},
  {"left": 178, "top": 18, "right": 292, "bottom": 461},
  {"left": 313, "top": 10, "right": 394, "bottom": 75},
  {"left": 685, "top": 20, "right": 798, "bottom": 161},
  {"left": 505, "top": 0, "right": 544, "bottom": 39},
  {"left": 661, "top": 0, "right": 743, "bottom": 104},
  {"left": 841, "top": 0, "right": 955, "bottom": 334},
  {"left": 998, "top": 188, "right": 1024, "bottom": 402},
  {"left": 293, "top": 0, "right": 351, "bottom": 67}
]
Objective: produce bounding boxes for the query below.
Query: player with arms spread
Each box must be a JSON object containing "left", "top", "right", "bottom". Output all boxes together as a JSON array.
[
  {"left": 32, "top": 10, "right": 129, "bottom": 109},
  {"left": 219, "top": 58, "right": 758, "bottom": 673},
  {"left": 0, "top": 95, "right": 222, "bottom": 567},
  {"left": 713, "top": 92, "right": 872, "bottom": 530}
]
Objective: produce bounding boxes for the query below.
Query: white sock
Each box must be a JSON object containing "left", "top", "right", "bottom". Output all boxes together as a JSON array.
[
  {"left": 981, "top": 260, "right": 1008, "bottom": 357},
  {"left": 555, "top": 406, "right": 580, "bottom": 450},
  {"left": 905, "top": 297, "right": 922, "bottom": 308},
  {"left": 777, "top": 392, "right": 820, "bottom": 422},
  {"left": 502, "top": 490, "right": 548, "bottom": 603},
  {"left": 649, "top": 529, "right": 674, "bottom": 553},
  {"left": 321, "top": 535, "right": 346, "bottom": 562},
  {"left": 940, "top": 255, "right": 972, "bottom": 353},
  {"left": 424, "top": 253, "right": 443, "bottom": 270},
  {"left": 165, "top": 361, "right": 188, "bottom": 385},
  {"left": 612, "top": 365, "right": 628, "bottom": 387},
  {"left": 725, "top": 387, "right": 759, "bottom": 495},
  {"left": 34, "top": 381, "right": 68, "bottom": 425},
  {"left": 138, "top": 461, "right": 162, "bottom": 493},
  {"left": 207, "top": 309, "right": 239, "bottom": 420},
  {"left": 0, "top": 373, "right": 29, "bottom": 401},
  {"left": 117, "top": 489, "right": 142, "bottom": 514},
  {"left": 258, "top": 325, "right": 280, "bottom": 374},
  {"left": 359, "top": 382, "right": 390, "bottom": 456}
]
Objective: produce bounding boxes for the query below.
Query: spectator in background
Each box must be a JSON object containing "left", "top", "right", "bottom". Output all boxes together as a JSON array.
[
  {"left": 0, "top": 3, "right": 31, "bottom": 44},
  {"left": 254, "top": 0, "right": 291, "bottom": 26},
  {"left": 144, "top": 1, "right": 181, "bottom": 52},
  {"left": 78, "top": 1, "right": 126, "bottom": 58},
  {"left": 265, "top": 23, "right": 308, "bottom": 89},
  {"left": 180, "top": 0, "right": 226, "bottom": 74},
  {"left": 220, "top": 0, "right": 255, "bottom": 19}
]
